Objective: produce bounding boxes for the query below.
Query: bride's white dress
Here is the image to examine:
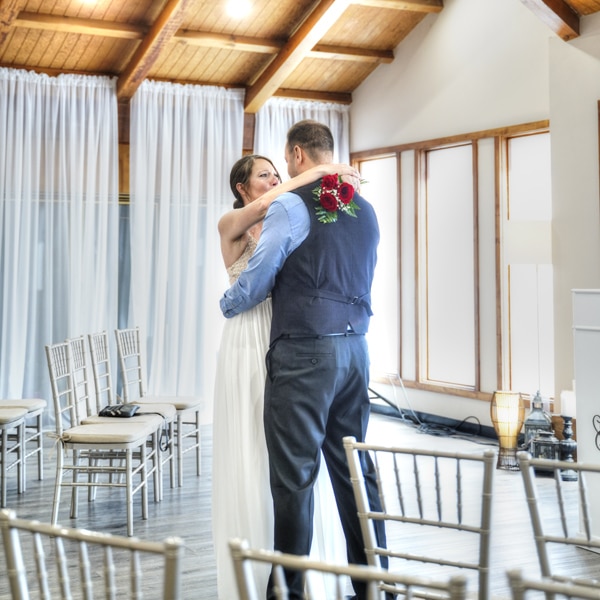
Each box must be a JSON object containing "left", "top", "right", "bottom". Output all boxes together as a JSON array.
[{"left": 212, "top": 235, "right": 347, "bottom": 599}]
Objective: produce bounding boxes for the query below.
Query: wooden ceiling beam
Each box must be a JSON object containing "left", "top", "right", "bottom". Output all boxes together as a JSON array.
[
  {"left": 11, "top": 15, "right": 393, "bottom": 64},
  {"left": 350, "top": 0, "right": 443, "bottom": 12},
  {"left": 310, "top": 44, "right": 394, "bottom": 63},
  {"left": 15, "top": 12, "right": 143, "bottom": 39},
  {"left": 181, "top": 30, "right": 393, "bottom": 62},
  {"left": 0, "top": 0, "right": 27, "bottom": 45},
  {"left": 4, "top": 0, "right": 410, "bottom": 112},
  {"left": 244, "top": 0, "right": 352, "bottom": 114},
  {"left": 177, "top": 30, "right": 281, "bottom": 52},
  {"left": 519, "top": 0, "right": 579, "bottom": 41},
  {"left": 275, "top": 88, "right": 352, "bottom": 103},
  {"left": 117, "top": 0, "right": 191, "bottom": 101}
]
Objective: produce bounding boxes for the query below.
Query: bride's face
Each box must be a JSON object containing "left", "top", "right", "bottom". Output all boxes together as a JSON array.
[{"left": 243, "top": 158, "right": 281, "bottom": 204}]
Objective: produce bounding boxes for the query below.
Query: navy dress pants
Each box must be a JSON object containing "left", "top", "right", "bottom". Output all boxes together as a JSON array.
[{"left": 264, "top": 334, "right": 388, "bottom": 600}]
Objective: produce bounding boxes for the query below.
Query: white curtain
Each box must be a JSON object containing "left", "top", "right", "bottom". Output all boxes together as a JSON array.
[
  {"left": 128, "top": 81, "right": 244, "bottom": 421},
  {"left": 0, "top": 69, "right": 119, "bottom": 405},
  {"left": 254, "top": 97, "right": 351, "bottom": 180}
]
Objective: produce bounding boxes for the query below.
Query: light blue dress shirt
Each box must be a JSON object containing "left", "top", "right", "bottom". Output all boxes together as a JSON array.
[{"left": 220, "top": 191, "right": 310, "bottom": 318}]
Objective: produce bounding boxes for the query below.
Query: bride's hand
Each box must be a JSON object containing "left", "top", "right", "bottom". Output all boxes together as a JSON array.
[{"left": 334, "top": 164, "right": 362, "bottom": 192}]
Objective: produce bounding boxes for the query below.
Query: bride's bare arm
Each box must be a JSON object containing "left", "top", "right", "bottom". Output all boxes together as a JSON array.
[{"left": 218, "top": 163, "right": 360, "bottom": 243}]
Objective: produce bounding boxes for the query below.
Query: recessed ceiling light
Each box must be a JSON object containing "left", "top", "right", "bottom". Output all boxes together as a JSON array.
[{"left": 226, "top": 0, "right": 252, "bottom": 18}]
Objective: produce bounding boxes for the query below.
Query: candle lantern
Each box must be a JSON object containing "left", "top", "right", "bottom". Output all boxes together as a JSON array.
[
  {"left": 530, "top": 430, "right": 560, "bottom": 468},
  {"left": 523, "top": 390, "right": 553, "bottom": 450}
]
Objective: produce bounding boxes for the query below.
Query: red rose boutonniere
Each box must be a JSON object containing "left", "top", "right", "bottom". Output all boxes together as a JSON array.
[{"left": 312, "top": 174, "right": 360, "bottom": 224}]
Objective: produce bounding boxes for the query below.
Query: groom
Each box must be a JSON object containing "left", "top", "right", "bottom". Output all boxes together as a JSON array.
[{"left": 220, "top": 119, "right": 388, "bottom": 600}]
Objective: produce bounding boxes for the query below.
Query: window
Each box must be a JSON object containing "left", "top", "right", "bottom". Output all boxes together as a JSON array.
[
  {"left": 420, "top": 144, "right": 477, "bottom": 390},
  {"left": 362, "top": 156, "right": 400, "bottom": 375},
  {"left": 502, "top": 132, "right": 554, "bottom": 397},
  {"left": 354, "top": 122, "right": 552, "bottom": 402}
]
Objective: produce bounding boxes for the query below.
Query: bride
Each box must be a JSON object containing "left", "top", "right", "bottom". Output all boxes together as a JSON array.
[{"left": 212, "top": 154, "right": 359, "bottom": 599}]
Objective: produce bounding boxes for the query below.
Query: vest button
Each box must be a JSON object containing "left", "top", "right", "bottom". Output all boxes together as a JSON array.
[{"left": 311, "top": 358, "right": 318, "bottom": 365}]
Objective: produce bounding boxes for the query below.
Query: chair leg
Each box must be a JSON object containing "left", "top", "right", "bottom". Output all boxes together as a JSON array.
[
  {"left": 35, "top": 414, "right": 44, "bottom": 481},
  {"left": 23, "top": 413, "right": 44, "bottom": 486},
  {"left": 141, "top": 445, "right": 148, "bottom": 521},
  {"left": 70, "top": 450, "right": 80, "bottom": 519},
  {"left": 87, "top": 453, "right": 96, "bottom": 502},
  {"left": 52, "top": 445, "right": 64, "bottom": 525},
  {"left": 177, "top": 415, "right": 183, "bottom": 488},
  {"left": 168, "top": 421, "right": 176, "bottom": 490},
  {"left": 1, "top": 429, "right": 7, "bottom": 508},
  {"left": 175, "top": 412, "right": 202, "bottom": 487},
  {"left": 126, "top": 450, "right": 134, "bottom": 537},
  {"left": 17, "top": 422, "right": 25, "bottom": 494},
  {"left": 152, "top": 431, "right": 161, "bottom": 503},
  {"left": 195, "top": 411, "right": 201, "bottom": 477}
]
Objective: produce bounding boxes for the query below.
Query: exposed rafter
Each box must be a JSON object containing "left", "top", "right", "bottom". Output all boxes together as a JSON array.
[
  {"left": 177, "top": 30, "right": 281, "bottom": 52},
  {"left": 310, "top": 44, "right": 394, "bottom": 63},
  {"left": 15, "top": 12, "right": 143, "bottom": 39},
  {"left": 180, "top": 30, "right": 395, "bottom": 62},
  {"left": 244, "top": 0, "right": 352, "bottom": 113},
  {"left": 117, "top": 0, "right": 192, "bottom": 101},
  {"left": 351, "top": 0, "right": 443, "bottom": 11},
  {"left": 0, "top": 0, "right": 452, "bottom": 119},
  {"left": 0, "top": 0, "right": 26, "bottom": 45},
  {"left": 11, "top": 13, "right": 394, "bottom": 74},
  {"left": 276, "top": 88, "right": 352, "bottom": 103},
  {"left": 520, "top": 0, "right": 580, "bottom": 41}
]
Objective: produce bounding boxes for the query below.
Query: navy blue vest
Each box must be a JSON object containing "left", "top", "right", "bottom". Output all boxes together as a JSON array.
[{"left": 270, "top": 179, "right": 380, "bottom": 344}]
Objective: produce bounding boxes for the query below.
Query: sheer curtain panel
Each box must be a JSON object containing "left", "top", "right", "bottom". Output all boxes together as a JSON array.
[
  {"left": 254, "top": 97, "right": 350, "bottom": 179},
  {"left": 0, "top": 69, "right": 119, "bottom": 404},
  {"left": 128, "top": 82, "right": 244, "bottom": 421}
]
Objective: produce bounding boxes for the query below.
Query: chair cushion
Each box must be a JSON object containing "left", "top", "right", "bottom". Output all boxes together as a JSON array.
[
  {"left": 61, "top": 421, "right": 158, "bottom": 444},
  {"left": 0, "top": 407, "right": 28, "bottom": 425},
  {"left": 2, "top": 398, "right": 47, "bottom": 411},
  {"left": 81, "top": 413, "right": 165, "bottom": 430},
  {"left": 135, "top": 395, "right": 203, "bottom": 411},
  {"left": 132, "top": 403, "right": 177, "bottom": 421}
]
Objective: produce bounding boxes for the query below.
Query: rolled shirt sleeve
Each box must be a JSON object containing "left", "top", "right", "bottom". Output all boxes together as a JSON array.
[{"left": 220, "top": 193, "right": 310, "bottom": 318}]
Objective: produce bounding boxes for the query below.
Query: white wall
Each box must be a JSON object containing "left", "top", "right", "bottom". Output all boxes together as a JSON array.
[
  {"left": 549, "top": 14, "right": 600, "bottom": 397},
  {"left": 350, "top": 0, "right": 552, "bottom": 152},
  {"left": 351, "top": 0, "right": 600, "bottom": 428}
]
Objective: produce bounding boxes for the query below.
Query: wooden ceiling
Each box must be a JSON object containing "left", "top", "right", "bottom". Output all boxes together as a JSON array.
[
  {"left": 0, "top": 0, "right": 442, "bottom": 112},
  {"left": 0, "top": 0, "right": 597, "bottom": 131}
]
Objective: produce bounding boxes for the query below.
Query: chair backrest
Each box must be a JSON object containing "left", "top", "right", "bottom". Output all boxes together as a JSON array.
[
  {"left": 0, "top": 508, "right": 183, "bottom": 599},
  {"left": 229, "top": 538, "right": 468, "bottom": 600},
  {"left": 67, "top": 335, "right": 98, "bottom": 417},
  {"left": 517, "top": 451, "right": 600, "bottom": 587},
  {"left": 88, "top": 330, "right": 118, "bottom": 408},
  {"left": 506, "top": 568, "right": 600, "bottom": 600},
  {"left": 45, "top": 341, "right": 84, "bottom": 434},
  {"left": 115, "top": 327, "right": 146, "bottom": 402},
  {"left": 343, "top": 436, "right": 495, "bottom": 600}
]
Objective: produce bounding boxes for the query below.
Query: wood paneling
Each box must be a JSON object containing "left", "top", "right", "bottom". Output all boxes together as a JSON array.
[
  {"left": 0, "top": 0, "right": 441, "bottom": 112},
  {"left": 1, "top": 0, "right": 597, "bottom": 114}
]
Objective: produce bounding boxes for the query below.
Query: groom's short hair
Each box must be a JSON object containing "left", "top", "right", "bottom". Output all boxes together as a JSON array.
[{"left": 286, "top": 120, "right": 334, "bottom": 163}]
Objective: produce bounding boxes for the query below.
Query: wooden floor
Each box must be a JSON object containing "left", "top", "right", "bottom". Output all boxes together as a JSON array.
[{"left": 1, "top": 409, "right": 599, "bottom": 599}]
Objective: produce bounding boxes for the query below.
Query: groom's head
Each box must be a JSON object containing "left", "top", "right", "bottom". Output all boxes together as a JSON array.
[{"left": 284, "top": 120, "right": 334, "bottom": 178}]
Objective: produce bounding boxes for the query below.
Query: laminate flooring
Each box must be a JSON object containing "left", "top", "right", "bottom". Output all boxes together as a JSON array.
[{"left": 1, "top": 409, "right": 599, "bottom": 599}]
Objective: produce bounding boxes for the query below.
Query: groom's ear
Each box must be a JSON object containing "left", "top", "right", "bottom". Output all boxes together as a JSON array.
[{"left": 292, "top": 144, "right": 306, "bottom": 166}]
